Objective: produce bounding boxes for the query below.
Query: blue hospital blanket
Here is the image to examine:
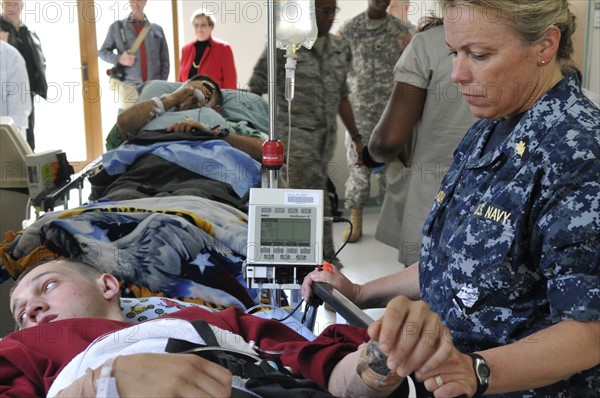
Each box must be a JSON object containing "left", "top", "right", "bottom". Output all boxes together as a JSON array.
[{"left": 103, "top": 140, "right": 261, "bottom": 198}]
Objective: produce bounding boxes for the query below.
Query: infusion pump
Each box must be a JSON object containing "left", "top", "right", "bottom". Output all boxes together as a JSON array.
[{"left": 244, "top": 188, "right": 323, "bottom": 288}]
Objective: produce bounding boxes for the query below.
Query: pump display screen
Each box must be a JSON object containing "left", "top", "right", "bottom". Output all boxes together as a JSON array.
[{"left": 260, "top": 218, "right": 311, "bottom": 247}]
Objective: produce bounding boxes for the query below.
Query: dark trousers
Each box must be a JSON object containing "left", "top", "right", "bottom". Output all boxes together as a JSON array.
[{"left": 26, "top": 95, "right": 35, "bottom": 151}]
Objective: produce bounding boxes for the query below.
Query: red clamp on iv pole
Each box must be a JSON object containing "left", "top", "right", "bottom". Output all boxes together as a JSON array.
[{"left": 262, "top": 140, "right": 284, "bottom": 170}]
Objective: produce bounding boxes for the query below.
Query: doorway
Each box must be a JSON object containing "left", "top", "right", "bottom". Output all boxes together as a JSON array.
[{"left": 27, "top": 0, "right": 101, "bottom": 168}]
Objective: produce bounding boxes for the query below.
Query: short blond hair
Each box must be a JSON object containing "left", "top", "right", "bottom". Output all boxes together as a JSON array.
[
  {"left": 191, "top": 8, "right": 215, "bottom": 28},
  {"left": 10, "top": 259, "right": 102, "bottom": 298}
]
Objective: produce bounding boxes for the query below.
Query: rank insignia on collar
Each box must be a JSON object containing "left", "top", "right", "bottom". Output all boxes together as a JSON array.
[
  {"left": 435, "top": 190, "right": 445, "bottom": 203},
  {"left": 516, "top": 140, "right": 526, "bottom": 157}
]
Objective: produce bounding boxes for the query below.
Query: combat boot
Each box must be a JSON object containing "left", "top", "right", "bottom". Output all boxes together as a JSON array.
[{"left": 342, "top": 207, "right": 363, "bottom": 243}]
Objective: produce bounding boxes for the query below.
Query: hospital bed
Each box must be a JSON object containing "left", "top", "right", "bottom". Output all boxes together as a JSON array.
[{"left": 0, "top": 82, "right": 342, "bottom": 334}]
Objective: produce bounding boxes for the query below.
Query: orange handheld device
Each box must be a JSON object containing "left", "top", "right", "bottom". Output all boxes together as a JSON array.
[{"left": 322, "top": 261, "right": 333, "bottom": 273}]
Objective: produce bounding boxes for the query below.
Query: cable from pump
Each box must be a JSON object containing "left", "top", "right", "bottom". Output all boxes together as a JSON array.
[{"left": 324, "top": 216, "right": 352, "bottom": 263}]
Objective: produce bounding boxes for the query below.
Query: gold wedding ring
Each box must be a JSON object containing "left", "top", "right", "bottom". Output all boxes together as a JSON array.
[{"left": 434, "top": 374, "right": 444, "bottom": 388}]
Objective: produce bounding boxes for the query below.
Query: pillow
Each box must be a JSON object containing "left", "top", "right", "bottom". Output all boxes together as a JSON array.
[
  {"left": 137, "top": 81, "right": 269, "bottom": 134},
  {"left": 120, "top": 297, "right": 215, "bottom": 322},
  {"left": 119, "top": 297, "right": 316, "bottom": 340},
  {"left": 220, "top": 89, "right": 269, "bottom": 135}
]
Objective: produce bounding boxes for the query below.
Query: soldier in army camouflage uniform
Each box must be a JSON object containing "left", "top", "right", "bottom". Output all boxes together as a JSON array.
[
  {"left": 248, "top": 0, "right": 360, "bottom": 262},
  {"left": 337, "top": 0, "right": 414, "bottom": 243},
  {"left": 303, "top": 0, "right": 599, "bottom": 396}
]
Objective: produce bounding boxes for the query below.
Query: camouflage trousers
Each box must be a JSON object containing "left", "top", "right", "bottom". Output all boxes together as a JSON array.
[
  {"left": 280, "top": 155, "right": 336, "bottom": 261},
  {"left": 344, "top": 133, "right": 386, "bottom": 209}
]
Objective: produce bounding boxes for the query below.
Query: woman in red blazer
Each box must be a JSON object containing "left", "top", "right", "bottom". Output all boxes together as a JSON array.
[{"left": 178, "top": 10, "right": 237, "bottom": 89}]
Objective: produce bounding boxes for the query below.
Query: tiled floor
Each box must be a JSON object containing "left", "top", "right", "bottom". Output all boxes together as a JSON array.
[{"left": 333, "top": 206, "right": 405, "bottom": 285}]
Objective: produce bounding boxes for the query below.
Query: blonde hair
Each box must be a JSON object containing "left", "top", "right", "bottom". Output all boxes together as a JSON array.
[
  {"left": 10, "top": 259, "right": 102, "bottom": 297},
  {"left": 191, "top": 8, "right": 215, "bottom": 28},
  {"left": 440, "top": 0, "right": 576, "bottom": 74}
]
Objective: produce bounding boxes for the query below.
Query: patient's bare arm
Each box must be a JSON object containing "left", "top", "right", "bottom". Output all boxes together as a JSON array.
[
  {"left": 302, "top": 261, "right": 421, "bottom": 309},
  {"left": 329, "top": 343, "right": 407, "bottom": 397},
  {"left": 221, "top": 133, "right": 263, "bottom": 161},
  {"left": 117, "top": 93, "right": 184, "bottom": 140},
  {"left": 166, "top": 119, "right": 264, "bottom": 161},
  {"left": 116, "top": 83, "right": 209, "bottom": 140},
  {"left": 56, "top": 353, "right": 232, "bottom": 397}
]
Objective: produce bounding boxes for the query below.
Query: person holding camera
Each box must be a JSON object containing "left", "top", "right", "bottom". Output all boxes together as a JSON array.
[{"left": 99, "top": 0, "right": 169, "bottom": 111}]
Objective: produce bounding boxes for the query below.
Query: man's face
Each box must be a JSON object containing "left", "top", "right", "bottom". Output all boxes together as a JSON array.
[
  {"left": 179, "top": 79, "right": 219, "bottom": 111},
  {"left": 10, "top": 262, "right": 109, "bottom": 329},
  {"left": 368, "top": 0, "right": 391, "bottom": 13},
  {"left": 315, "top": 0, "right": 338, "bottom": 37},
  {"left": 1, "top": 1, "right": 23, "bottom": 18},
  {"left": 129, "top": 0, "right": 147, "bottom": 15}
]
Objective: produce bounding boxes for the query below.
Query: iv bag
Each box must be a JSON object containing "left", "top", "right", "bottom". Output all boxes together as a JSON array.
[{"left": 275, "top": 0, "right": 318, "bottom": 50}]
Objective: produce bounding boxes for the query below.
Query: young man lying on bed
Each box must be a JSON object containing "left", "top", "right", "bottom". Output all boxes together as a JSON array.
[
  {"left": 91, "top": 75, "right": 266, "bottom": 210},
  {"left": 2, "top": 260, "right": 451, "bottom": 397}
]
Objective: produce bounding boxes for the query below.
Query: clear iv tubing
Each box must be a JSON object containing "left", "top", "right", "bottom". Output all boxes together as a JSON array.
[
  {"left": 286, "top": 101, "right": 292, "bottom": 187},
  {"left": 284, "top": 46, "right": 297, "bottom": 187}
]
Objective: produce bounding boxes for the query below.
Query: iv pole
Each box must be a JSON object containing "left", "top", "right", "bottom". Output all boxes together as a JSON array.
[{"left": 264, "top": 0, "right": 280, "bottom": 189}]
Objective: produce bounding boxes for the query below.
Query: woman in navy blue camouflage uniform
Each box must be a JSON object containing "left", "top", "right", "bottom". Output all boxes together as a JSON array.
[{"left": 303, "top": 0, "right": 599, "bottom": 396}]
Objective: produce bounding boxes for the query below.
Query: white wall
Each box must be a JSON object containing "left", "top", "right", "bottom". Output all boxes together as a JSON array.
[{"left": 583, "top": 1, "right": 600, "bottom": 98}]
